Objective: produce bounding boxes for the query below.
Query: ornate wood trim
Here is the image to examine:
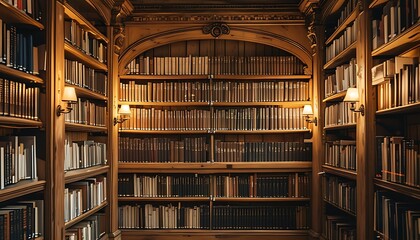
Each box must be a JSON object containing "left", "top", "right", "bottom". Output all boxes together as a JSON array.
[{"left": 202, "top": 22, "right": 230, "bottom": 38}]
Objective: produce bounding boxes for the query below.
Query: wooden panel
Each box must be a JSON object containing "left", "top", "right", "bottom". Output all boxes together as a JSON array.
[
  {"left": 225, "top": 40, "right": 239, "bottom": 56},
  {"left": 214, "top": 40, "right": 226, "bottom": 56},
  {"left": 186, "top": 40, "right": 200, "bottom": 56},
  {"left": 244, "top": 42, "right": 256, "bottom": 56},
  {"left": 170, "top": 41, "right": 186, "bottom": 57},
  {"left": 154, "top": 44, "right": 170, "bottom": 57},
  {"left": 238, "top": 41, "right": 245, "bottom": 56},
  {"left": 199, "top": 40, "right": 212, "bottom": 56}
]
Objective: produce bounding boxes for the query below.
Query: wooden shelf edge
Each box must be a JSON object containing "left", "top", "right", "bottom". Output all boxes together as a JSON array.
[
  {"left": 0, "top": 1, "right": 44, "bottom": 29},
  {"left": 325, "top": 7, "right": 360, "bottom": 45},
  {"left": 119, "top": 197, "right": 210, "bottom": 202},
  {"left": 213, "top": 197, "right": 311, "bottom": 202},
  {"left": 323, "top": 42, "right": 357, "bottom": 70},
  {"left": 120, "top": 75, "right": 210, "bottom": 80},
  {"left": 0, "top": 64, "right": 44, "bottom": 84},
  {"left": 0, "top": 116, "right": 42, "bottom": 128},
  {"left": 119, "top": 75, "right": 311, "bottom": 80},
  {"left": 376, "top": 102, "right": 420, "bottom": 115},
  {"left": 65, "top": 165, "right": 109, "bottom": 184},
  {"left": 322, "top": 165, "right": 357, "bottom": 180},
  {"left": 215, "top": 129, "right": 311, "bottom": 134},
  {"left": 67, "top": 83, "right": 108, "bottom": 101},
  {"left": 374, "top": 178, "right": 420, "bottom": 200},
  {"left": 63, "top": 3, "right": 108, "bottom": 43},
  {"left": 120, "top": 229, "right": 309, "bottom": 235},
  {"left": 372, "top": 22, "right": 420, "bottom": 57},
  {"left": 118, "top": 101, "right": 311, "bottom": 107},
  {"left": 65, "top": 122, "right": 107, "bottom": 132},
  {"left": 65, "top": 42, "right": 108, "bottom": 71},
  {"left": 324, "top": 199, "right": 356, "bottom": 217},
  {"left": 119, "top": 102, "right": 209, "bottom": 107},
  {"left": 119, "top": 162, "right": 312, "bottom": 173},
  {"left": 323, "top": 123, "right": 356, "bottom": 130},
  {"left": 0, "top": 179, "right": 46, "bottom": 202},
  {"left": 65, "top": 201, "right": 108, "bottom": 229},
  {"left": 323, "top": 90, "right": 347, "bottom": 102},
  {"left": 118, "top": 130, "right": 209, "bottom": 134},
  {"left": 118, "top": 197, "right": 310, "bottom": 202},
  {"left": 369, "top": 0, "right": 389, "bottom": 8}
]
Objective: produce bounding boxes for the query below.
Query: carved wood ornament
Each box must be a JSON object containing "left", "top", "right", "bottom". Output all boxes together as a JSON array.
[{"left": 202, "top": 22, "right": 230, "bottom": 38}]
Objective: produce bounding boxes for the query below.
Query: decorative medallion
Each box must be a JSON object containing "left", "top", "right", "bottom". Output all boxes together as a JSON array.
[{"left": 202, "top": 22, "right": 230, "bottom": 38}]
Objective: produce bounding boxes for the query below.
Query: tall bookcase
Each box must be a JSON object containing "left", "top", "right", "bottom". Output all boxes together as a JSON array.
[
  {"left": 0, "top": 0, "right": 46, "bottom": 239},
  {"left": 116, "top": 40, "right": 313, "bottom": 240},
  {"left": 369, "top": 0, "right": 420, "bottom": 239}
]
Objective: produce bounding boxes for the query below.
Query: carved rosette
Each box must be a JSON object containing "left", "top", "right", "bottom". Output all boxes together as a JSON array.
[
  {"left": 202, "top": 22, "right": 230, "bottom": 38},
  {"left": 113, "top": 26, "right": 125, "bottom": 55}
]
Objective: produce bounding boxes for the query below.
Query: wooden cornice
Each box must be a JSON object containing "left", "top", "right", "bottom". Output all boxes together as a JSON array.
[{"left": 299, "top": 0, "right": 319, "bottom": 15}]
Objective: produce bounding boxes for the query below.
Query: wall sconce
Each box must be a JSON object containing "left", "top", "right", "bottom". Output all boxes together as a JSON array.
[
  {"left": 343, "top": 87, "right": 364, "bottom": 116},
  {"left": 57, "top": 86, "right": 77, "bottom": 116},
  {"left": 302, "top": 104, "right": 317, "bottom": 126},
  {"left": 114, "top": 104, "right": 131, "bottom": 125}
]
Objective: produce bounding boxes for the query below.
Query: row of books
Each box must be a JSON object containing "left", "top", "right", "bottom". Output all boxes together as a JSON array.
[
  {"left": 325, "top": 17, "right": 358, "bottom": 62},
  {"left": 119, "top": 136, "right": 209, "bottom": 163},
  {"left": 375, "top": 136, "right": 419, "bottom": 187},
  {"left": 212, "top": 80, "right": 309, "bottom": 102},
  {"left": 118, "top": 174, "right": 210, "bottom": 197},
  {"left": 64, "top": 19, "right": 107, "bottom": 64},
  {"left": 324, "top": 58, "right": 357, "bottom": 98},
  {"left": 322, "top": 175, "right": 356, "bottom": 214},
  {"left": 64, "top": 139, "right": 107, "bottom": 172},
  {"left": 64, "top": 98, "right": 106, "bottom": 127},
  {"left": 0, "top": 20, "right": 40, "bottom": 75},
  {"left": 324, "top": 215, "right": 355, "bottom": 240},
  {"left": 212, "top": 205, "right": 309, "bottom": 230},
  {"left": 330, "top": 0, "right": 358, "bottom": 34},
  {"left": 119, "top": 80, "right": 210, "bottom": 103},
  {"left": 65, "top": 59, "right": 108, "bottom": 96},
  {"left": 64, "top": 176, "right": 107, "bottom": 223},
  {"left": 213, "top": 107, "right": 306, "bottom": 131},
  {"left": 214, "top": 141, "right": 312, "bottom": 162},
  {"left": 126, "top": 55, "right": 305, "bottom": 75},
  {"left": 214, "top": 173, "right": 310, "bottom": 198},
  {"left": 374, "top": 190, "right": 420, "bottom": 240},
  {"left": 65, "top": 214, "right": 106, "bottom": 240},
  {"left": 0, "top": 78, "right": 39, "bottom": 120},
  {"left": 324, "top": 102, "right": 357, "bottom": 127},
  {"left": 375, "top": 58, "right": 419, "bottom": 110},
  {"left": 0, "top": 135, "right": 37, "bottom": 189},
  {"left": 119, "top": 107, "right": 211, "bottom": 131},
  {"left": 324, "top": 140, "right": 357, "bottom": 171},
  {"left": 372, "top": 0, "right": 420, "bottom": 50},
  {"left": 4, "top": 0, "right": 42, "bottom": 21},
  {"left": 0, "top": 200, "right": 44, "bottom": 240},
  {"left": 119, "top": 204, "right": 210, "bottom": 229},
  {"left": 119, "top": 80, "right": 310, "bottom": 103}
]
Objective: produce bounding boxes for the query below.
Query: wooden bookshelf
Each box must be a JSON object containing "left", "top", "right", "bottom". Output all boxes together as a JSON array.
[
  {"left": 213, "top": 197, "right": 311, "bottom": 202},
  {"left": 0, "top": 64, "right": 44, "bottom": 84},
  {"left": 0, "top": 1, "right": 44, "bottom": 29},
  {"left": 376, "top": 102, "right": 420, "bottom": 115},
  {"left": 65, "top": 165, "right": 110, "bottom": 184},
  {"left": 65, "top": 122, "right": 107, "bottom": 132},
  {"left": 119, "top": 197, "right": 210, "bottom": 202},
  {"left": 323, "top": 123, "right": 357, "bottom": 131},
  {"left": 120, "top": 101, "right": 210, "bottom": 107},
  {"left": 65, "top": 42, "right": 108, "bottom": 71},
  {"left": 69, "top": 83, "right": 108, "bottom": 101},
  {"left": 120, "top": 75, "right": 210, "bottom": 80},
  {"left": 325, "top": 6, "right": 360, "bottom": 45},
  {"left": 0, "top": 116, "right": 42, "bottom": 127},
  {"left": 371, "top": 22, "right": 420, "bottom": 57},
  {"left": 368, "top": 0, "right": 389, "bottom": 9},
  {"left": 322, "top": 91, "right": 347, "bottom": 102},
  {"left": 212, "top": 101, "right": 311, "bottom": 107},
  {"left": 322, "top": 165, "right": 357, "bottom": 180},
  {"left": 215, "top": 129, "right": 311, "bottom": 134},
  {"left": 324, "top": 200, "right": 356, "bottom": 217},
  {"left": 118, "top": 130, "right": 208, "bottom": 134},
  {"left": 65, "top": 200, "right": 108, "bottom": 229},
  {"left": 214, "top": 75, "right": 312, "bottom": 80},
  {"left": 0, "top": 179, "right": 46, "bottom": 202},
  {"left": 323, "top": 42, "right": 357, "bottom": 70},
  {"left": 374, "top": 178, "right": 420, "bottom": 200},
  {"left": 119, "top": 162, "right": 312, "bottom": 174}
]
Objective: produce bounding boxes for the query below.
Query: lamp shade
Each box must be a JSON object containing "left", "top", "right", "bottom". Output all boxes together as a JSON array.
[
  {"left": 62, "top": 86, "right": 77, "bottom": 103},
  {"left": 302, "top": 105, "right": 314, "bottom": 115},
  {"left": 118, "top": 104, "right": 132, "bottom": 116},
  {"left": 343, "top": 88, "right": 359, "bottom": 102}
]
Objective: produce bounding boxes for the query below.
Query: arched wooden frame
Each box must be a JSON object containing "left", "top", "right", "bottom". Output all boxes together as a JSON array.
[{"left": 118, "top": 26, "right": 312, "bottom": 75}]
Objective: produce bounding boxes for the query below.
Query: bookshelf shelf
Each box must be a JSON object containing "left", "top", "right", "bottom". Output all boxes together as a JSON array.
[
  {"left": 120, "top": 75, "right": 209, "bottom": 80},
  {"left": 214, "top": 129, "right": 311, "bottom": 134},
  {"left": 376, "top": 102, "right": 420, "bottom": 115},
  {"left": 65, "top": 165, "right": 110, "bottom": 184},
  {"left": 213, "top": 197, "right": 311, "bottom": 202},
  {"left": 323, "top": 91, "right": 347, "bottom": 102},
  {"left": 0, "top": 64, "right": 44, "bottom": 84},
  {"left": 322, "top": 165, "right": 357, "bottom": 180},
  {"left": 368, "top": 0, "right": 389, "bottom": 9},
  {"left": 374, "top": 178, "right": 420, "bottom": 200},
  {"left": 323, "top": 123, "right": 357, "bottom": 131},
  {"left": 213, "top": 75, "right": 312, "bottom": 80},
  {"left": 0, "top": 1, "right": 44, "bottom": 29},
  {"left": 371, "top": 22, "right": 420, "bottom": 57},
  {"left": 69, "top": 83, "right": 108, "bottom": 101},
  {"left": 65, "top": 200, "right": 108, "bottom": 229},
  {"left": 119, "top": 162, "right": 312, "bottom": 174},
  {"left": 0, "top": 179, "right": 46, "bottom": 202},
  {"left": 65, "top": 122, "right": 107, "bottom": 132},
  {"left": 118, "top": 130, "right": 209, "bottom": 134},
  {"left": 0, "top": 116, "right": 42, "bottom": 128},
  {"left": 65, "top": 42, "right": 108, "bottom": 71},
  {"left": 63, "top": 3, "right": 108, "bottom": 43},
  {"left": 323, "top": 41, "right": 357, "bottom": 70},
  {"left": 324, "top": 200, "right": 356, "bottom": 217},
  {"left": 325, "top": 6, "right": 360, "bottom": 45},
  {"left": 119, "top": 197, "right": 210, "bottom": 202},
  {"left": 119, "top": 101, "right": 209, "bottom": 107},
  {"left": 212, "top": 101, "right": 311, "bottom": 107},
  {"left": 327, "top": 0, "right": 346, "bottom": 15}
]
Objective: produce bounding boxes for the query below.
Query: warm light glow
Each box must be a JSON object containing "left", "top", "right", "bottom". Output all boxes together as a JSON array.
[
  {"left": 343, "top": 88, "right": 359, "bottom": 102},
  {"left": 62, "top": 86, "right": 77, "bottom": 102},
  {"left": 302, "top": 105, "right": 314, "bottom": 115},
  {"left": 118, "top": 105, "right": 131, "bottom": 116}
]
